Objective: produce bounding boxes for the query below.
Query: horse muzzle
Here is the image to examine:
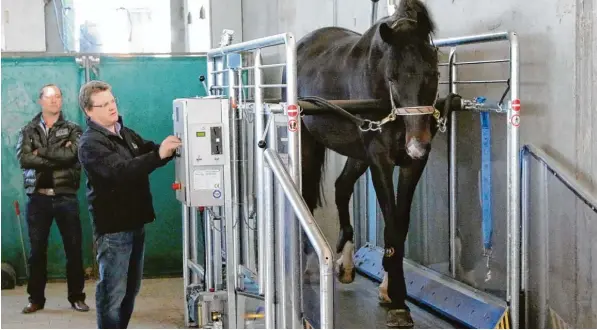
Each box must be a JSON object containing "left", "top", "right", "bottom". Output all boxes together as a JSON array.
[{"left": 406, "top": 138, "right": 430, "bottom": 159}]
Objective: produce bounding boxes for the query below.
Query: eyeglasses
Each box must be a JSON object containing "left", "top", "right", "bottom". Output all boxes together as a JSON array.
[{"left": 91, "top": 98, "right": 118, "bottom": 109}]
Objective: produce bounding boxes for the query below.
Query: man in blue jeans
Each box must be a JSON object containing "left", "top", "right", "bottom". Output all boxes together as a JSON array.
[
  {"left": 77, "top": 80, "right": 181, "bottom": 328},
  {"left": 16, "top": 84, "right": 89, "bottom": 314}
]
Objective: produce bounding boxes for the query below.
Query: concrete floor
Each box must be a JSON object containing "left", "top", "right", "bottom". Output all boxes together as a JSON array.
[{"left": 1, "top": 277, "right": 185, "bottom": 329}]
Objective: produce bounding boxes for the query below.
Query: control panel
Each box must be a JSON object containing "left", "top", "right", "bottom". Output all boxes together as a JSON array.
[{"left": 172, "top": 97, "right": 230, "bottom": 207}]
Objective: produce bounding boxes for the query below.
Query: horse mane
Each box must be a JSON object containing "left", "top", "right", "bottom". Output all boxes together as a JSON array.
[{"left": 386, "top": 0, "right": 436, "bottom": 43}]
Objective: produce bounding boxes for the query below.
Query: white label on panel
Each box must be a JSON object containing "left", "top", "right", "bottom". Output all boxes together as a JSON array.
[{"left": 193, "top": 169, "right": 221, "bottom": 190}]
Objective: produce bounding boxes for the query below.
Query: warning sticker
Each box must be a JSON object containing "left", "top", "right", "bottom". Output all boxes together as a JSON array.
[
  {"left": 511, "top": 99, "right": 521, "bottom": 112},
  {"left": 287, "top": 104, "right": 299, "bottom": 117},
  {"left": 288, "top": 119, "right": 298, "bottom": 132},
  {"left": 511, "top": 114, "right": 520, "bottom": 127}
]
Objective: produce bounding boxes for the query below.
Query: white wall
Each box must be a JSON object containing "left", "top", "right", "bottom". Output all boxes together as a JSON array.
[
  {"left": 0, "top": 0, "right": 238, "bottom": 53},
  {"left": 1, "top": 0, "right": 46, "bottom": 51}
]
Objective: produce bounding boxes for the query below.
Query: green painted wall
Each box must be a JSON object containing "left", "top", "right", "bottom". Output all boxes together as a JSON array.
[{"left": 1, "top": 55, "right": 208, "bottom": 280}]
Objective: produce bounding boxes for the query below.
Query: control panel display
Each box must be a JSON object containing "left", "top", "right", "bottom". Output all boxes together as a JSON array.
[{"left": 172, "top": 97, "right": 230, "bottom": 207}]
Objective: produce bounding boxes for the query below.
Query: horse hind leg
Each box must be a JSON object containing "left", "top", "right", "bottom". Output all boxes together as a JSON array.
[
  {"left": 335, "top": 158, "right": 368, "bottom": 284},
  {"left": 379, "top": 272, "right": 391, "bottom": 305}
]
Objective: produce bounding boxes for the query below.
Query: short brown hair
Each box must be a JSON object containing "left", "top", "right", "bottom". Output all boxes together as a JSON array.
[{"left": 79, "top": 80, "right": 112, "bottom": 111}]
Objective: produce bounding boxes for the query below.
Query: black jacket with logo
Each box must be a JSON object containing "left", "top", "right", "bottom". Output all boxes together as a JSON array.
[
  {"left": 15, "top": 112, "right": 83, "bottom": 195},
  {"left": 78, "top": 117, "right": 173, "bottom": 235}
]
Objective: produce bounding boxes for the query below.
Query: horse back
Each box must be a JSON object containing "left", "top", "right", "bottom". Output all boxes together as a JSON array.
[{"left": 296, "top": 27, "right": 373, "bottom": 100}]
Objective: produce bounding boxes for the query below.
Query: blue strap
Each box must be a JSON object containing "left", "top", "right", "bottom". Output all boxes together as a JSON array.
[{"left": 478, "top": 97, "right": 493, "bottom": 251}]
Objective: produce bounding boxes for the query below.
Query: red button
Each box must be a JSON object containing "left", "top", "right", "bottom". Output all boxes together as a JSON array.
[{"left": 172, "top": 182, "right": 181, "bottom": 190}]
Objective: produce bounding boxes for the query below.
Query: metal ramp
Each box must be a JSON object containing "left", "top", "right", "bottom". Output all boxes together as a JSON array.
[{"left": 303, "top": 274, "right": 456, "bottom": 329}]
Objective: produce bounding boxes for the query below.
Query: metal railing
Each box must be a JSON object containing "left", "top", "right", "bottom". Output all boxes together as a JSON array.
[
  {"left": 436, "top": 31, "right": 521, "bottom": 328},
  {"left": 206, "top": 32, "right": 334, "bottom": 329},
  {"left": 264, "top": 149, "right": 335, "bottom": 329},
  {"left": 521, "top": 144, "right": 597, "bottom": 328}
]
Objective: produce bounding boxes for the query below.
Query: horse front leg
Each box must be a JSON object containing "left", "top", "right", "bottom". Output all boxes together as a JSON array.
[
  {"left": 368, "top": 157, "right": 411, "bottom": 327},
  {"left": 334, "top": 158, "right": 368, "bottom": 284},
  {"left": 381, "top": 160, "right": 428, "bottom": 328}
]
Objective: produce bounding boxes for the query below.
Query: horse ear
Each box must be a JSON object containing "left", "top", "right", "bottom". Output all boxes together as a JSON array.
[{"left": 379, "top": 23, "right": 395, "bottom": 44}]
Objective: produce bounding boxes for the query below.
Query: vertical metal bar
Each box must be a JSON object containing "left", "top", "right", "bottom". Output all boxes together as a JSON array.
[
  {"left": 370, "top": 0, "right": 379, "bottom": 26},
  {"left": 276, "top": 183, "right": 289, "bottom": 326},
  {"left": 521, "top": 149, "right": 530, "bottom": 328},
  {"left": 265, "top": 112, "right": 276, "bottom": 329},
  {"left": 84, "top": 56, "right": 91, "bottom": 82},
  {"left": 507, "top": 32, "right": 521, "bottom": 329},
  {"left": 284, "top": 34, "right": 303, "bottom": 329},
  {"left": 190, "top": 208, "right": 199, "bottom": 284},
  {"left": 222, "top": 98, "right": 238, "bottom": 329},
  {"left": 229, "top": 68, "right": 242, "bottom": 289},
  {"left": 448, "top": 48, "right": 458, "bottom": 278},
  {"left": 215, "top": 58, "right": 225, "bottom": 96},
  {"left": 205, "top": 210, "right": 214, "bottom": 290},
  {"left": 254, "top": 49, "right": 266, "bottom": 295},
  {"left": 207, "top": 57, "right": 216, "bottom": 95},
  {"left": 213, "top": 209, "right": 223, "bottom": 290},
  {"left": 238, "top": 70, "right": 256, "bottom": 273},
  {"left": 182, "top": 205, "right": 191, "bottom": 326},
  {"left": 538, "top": 162, "right": 549, "bottom": 328},
  {"left": 273, "top": 115, "right": 289, "bottom": 328}
]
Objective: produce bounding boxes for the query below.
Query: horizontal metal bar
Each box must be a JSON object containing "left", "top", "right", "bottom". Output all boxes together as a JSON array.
[
  {"left": 187, "top": 260, "right": 205, "bottom": 277},
  {"left": 439, "top": 59, "right": 510, "bottom": 66},
  {"left": 523, "top": 144, "right": 597, "bottom": 212},
  {"left": 212, "top": 84, "right": 287, "bottom": 89},
  {"left": 433, "top": 31, "right": 510, "bottom": 47},
  {"left": 1, "top": 51, "right": 208, "bottom": 58},
  {"left": 207, "top": 33, "right": 291, "bottom": 58},
  {"left": 439, "top": 79, "right": 509, "bottom": 85},
  {"left": 242, "top": 63, "right": 287, "bottom": 70}
]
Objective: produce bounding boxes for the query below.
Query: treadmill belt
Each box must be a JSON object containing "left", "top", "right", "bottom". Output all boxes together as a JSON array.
[{"left": 303, "top": 274, "right": 457, "bottom": 329}]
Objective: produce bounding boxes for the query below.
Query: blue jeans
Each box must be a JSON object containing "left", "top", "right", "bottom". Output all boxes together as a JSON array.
[
  {"left": 95, "top": 228, "right": 145, "bottom": 329},
  {"left": 26, "top": 194, "right": 85, "bottom": 306}
]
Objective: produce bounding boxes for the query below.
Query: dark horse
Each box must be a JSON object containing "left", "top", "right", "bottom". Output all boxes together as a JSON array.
[{"left": 288, "top": 0, "right": 444, "bottom": 327}]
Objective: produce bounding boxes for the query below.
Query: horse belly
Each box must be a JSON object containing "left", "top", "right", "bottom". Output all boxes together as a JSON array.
[{"left": 302, "top": 115, "right": 368, "bottom": 160}]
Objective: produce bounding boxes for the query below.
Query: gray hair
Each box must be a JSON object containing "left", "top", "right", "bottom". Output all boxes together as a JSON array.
[{"left": 78, "top": 80, "right": 112, "bottom": 112}]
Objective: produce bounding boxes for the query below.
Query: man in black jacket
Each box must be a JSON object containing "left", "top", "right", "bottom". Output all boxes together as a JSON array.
[
  {"left": 15, "top": 84, "right": 89, "bottom": 314},
  {"left": 77, "top": 80, "right": 181, "bottom": 329}
]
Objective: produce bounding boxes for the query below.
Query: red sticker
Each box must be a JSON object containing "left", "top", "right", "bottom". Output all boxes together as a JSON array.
[
  {"left": 512, "top": 99, "right": 520, "bottom": 112},
  {"left": 288, "top": 119, "right": 298, "bottom": 132},
  {"left": 287, "top": 104, "right": 299, "bottom": 117},
  {"left": 511, "top": 114, "right": 520, "bottom": 127}
]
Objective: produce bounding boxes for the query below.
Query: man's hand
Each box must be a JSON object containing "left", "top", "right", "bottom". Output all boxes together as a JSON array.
[
  {"left": 65, "top": 141, "right": 72, "bottom": 147},
  {"left": 158, "top": 136, "right": 182, "bottom": 160},
  {"left": 33, "top": 150, "right": 38, "bottom": 156}
]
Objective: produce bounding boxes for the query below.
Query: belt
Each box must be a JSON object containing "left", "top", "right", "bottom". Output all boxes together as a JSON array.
[{"left": 36, "top": 188, "right": 56, "bottom": 196}]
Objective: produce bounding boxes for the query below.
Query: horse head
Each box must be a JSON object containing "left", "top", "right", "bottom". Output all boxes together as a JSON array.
[{"left": 377, "top": 0, "right": 439, "bottom": 159}]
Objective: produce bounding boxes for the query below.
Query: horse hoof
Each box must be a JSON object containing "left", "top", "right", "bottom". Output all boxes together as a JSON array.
[
  {"left": 386, "top": 309, "right": 414, "bottom": 328},
  {"left": 378, "top": 291, "right": 392, "bottom": 306},
  {"left": 336, "top": 263, "right": 356, "bottom": 284}
]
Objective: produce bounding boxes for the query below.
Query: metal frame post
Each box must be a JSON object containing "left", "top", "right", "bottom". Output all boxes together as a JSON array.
[
  {"left": 182, "top": 205, "right": 192, "bottom": 326},
  {"left": 253, "top": 49, "right": 266, "bottom": 295},
  {"left": 265, "top": 111, "right": 276, "bottom": 328},
  {"left": 448, "top": 48, "right": 458, "bottom": 278},
  {"left": 506, "top": 31, "right": 521, "bottom": 329}
]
